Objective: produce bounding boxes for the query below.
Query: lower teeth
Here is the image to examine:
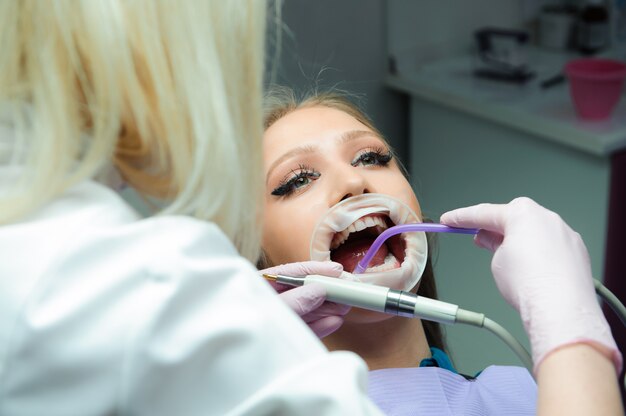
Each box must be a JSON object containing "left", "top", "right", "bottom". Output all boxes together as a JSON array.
[{"left": 365, "top": 252, "right": 400, "bottom": 272}]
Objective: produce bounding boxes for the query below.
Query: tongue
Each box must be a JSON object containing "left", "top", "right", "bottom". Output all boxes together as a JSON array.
[{"left": 330, "top": 238, "right": 389, "bottom": 273}]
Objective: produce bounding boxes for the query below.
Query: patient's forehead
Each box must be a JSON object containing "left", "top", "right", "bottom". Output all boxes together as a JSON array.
[{"left": 264, "top": 106, "right": 372, "bottom": 152}]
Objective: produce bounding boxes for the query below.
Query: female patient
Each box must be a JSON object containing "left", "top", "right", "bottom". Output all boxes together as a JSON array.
[
  {"left": 259, "top": 88, "right": 537, "bottom": 414},
  {"left": 261, "top": 89, "right": 443, "bottom": 360}
]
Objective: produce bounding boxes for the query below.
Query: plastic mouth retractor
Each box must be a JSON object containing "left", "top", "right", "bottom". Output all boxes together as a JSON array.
[{"left": 309, "top": 194, "right": 428, "bottom": 291}]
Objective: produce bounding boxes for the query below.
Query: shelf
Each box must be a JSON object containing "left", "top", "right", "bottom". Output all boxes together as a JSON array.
[{"left": 386, "top": 48, "right": 626, "bottom": 157}]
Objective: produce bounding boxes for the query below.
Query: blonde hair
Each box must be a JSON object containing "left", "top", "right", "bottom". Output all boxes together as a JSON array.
[{"left": 0, "top": 1, "right": 267, "bottom": 261}]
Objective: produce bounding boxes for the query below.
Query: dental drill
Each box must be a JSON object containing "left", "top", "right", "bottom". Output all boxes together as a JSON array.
[
  {"left": 262, "top": 272, "right": 534, "bottom": 372},
  {"left": 264, "top": 272, "right": 458, "bottom": 323}
]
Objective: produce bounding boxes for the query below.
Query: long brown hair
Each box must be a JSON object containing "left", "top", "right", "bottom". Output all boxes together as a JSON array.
[{"left": 261, "top": 86, "right": 446, "bottom": 351}]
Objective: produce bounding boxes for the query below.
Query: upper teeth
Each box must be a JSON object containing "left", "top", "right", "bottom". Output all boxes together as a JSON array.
[{"left": 330, "top": 215, "right": 388, "bottom": 250}]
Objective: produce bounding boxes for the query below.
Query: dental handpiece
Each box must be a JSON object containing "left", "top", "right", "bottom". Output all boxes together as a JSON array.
[
  {"left": 263, "top": 273, "right": 459, "bottom": 324},
  {"left": 263, "top": 273, "right": 534, "bottom": 370},
  {"left": 353, "top": 223, "right": 479, "bottom": 274}
]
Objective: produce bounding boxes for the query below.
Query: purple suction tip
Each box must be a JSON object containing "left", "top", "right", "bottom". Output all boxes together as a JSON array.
[{"left": 353, "top": 223, "right": 479, "bottom": 274}]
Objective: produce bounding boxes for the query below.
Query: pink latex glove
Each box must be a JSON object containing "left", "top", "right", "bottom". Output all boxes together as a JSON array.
[
  {"left": 260, "top": 261, "right": 351, "bottom": 338},
  {"left": 441, "top": 197, "right": 622, "bottom": 374}
]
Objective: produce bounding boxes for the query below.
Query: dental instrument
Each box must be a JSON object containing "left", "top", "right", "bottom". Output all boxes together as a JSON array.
[
  {"left": 350, "top": 223, "right": 626, "bottom": 328},
  {"left": 263, "top": 272, "right": 534, "bottom": 371},
  {"left": 353, "top": 224, "right": 479, "bottom": 274}
]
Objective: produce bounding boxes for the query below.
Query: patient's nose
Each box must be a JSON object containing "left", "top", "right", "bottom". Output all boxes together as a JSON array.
[{"left": 335, "top": 168, "right": 371, "bottom": 203}]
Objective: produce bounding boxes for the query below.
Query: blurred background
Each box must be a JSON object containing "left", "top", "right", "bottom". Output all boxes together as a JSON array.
[{"left": 266, "top": 0, "right": 626, "bottom": 399}]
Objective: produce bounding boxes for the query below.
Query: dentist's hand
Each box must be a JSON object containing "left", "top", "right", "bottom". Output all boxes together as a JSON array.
[
  {"left": 441, "top": 197, "right": 621, "bottom": 374},
  {"left": 260, "top": 261, "right": 351, "bottom": 338}
]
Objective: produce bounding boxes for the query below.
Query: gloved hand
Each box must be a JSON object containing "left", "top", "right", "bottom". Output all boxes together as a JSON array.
[
  {"left": 441, "top": 197, "right": 622, "bottom": 374},
  {"left": 260, "top": 261, "right": 351, "bottom": 338}
]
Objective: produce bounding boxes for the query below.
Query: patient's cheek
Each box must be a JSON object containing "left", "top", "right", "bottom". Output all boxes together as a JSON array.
[
  {"left": 264, "top": 204, "right": 319, "bottom": 264},
  {"left": 264, "top": 228, "right": 307, "bottom": 265}
]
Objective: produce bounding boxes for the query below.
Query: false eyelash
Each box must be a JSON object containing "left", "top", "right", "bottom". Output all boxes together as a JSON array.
[
  {"left": 352, "top": 147, "right": 393, "bottom": 167},
  {"left": 271, "top": 164, "right": 320, "bottom": 197}
]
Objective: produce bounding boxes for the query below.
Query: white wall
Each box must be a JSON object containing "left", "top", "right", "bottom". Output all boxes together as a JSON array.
[{"left": 387, "top": 0, "right": 526, "bottom": 71}]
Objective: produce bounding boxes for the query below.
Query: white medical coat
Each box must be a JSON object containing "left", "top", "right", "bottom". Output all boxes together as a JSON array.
[{"left": 0, "top": 179, "right": 382, "bottom": 415}]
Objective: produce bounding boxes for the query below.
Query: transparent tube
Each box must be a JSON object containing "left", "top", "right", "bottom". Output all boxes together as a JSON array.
[{"left": 353, "top": 223, "right": 479, "bottom": 274}]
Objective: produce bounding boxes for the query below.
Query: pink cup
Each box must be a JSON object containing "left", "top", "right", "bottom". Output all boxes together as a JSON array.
[{"left": 564, "top": 58, "right": 626, "bottom": 120}]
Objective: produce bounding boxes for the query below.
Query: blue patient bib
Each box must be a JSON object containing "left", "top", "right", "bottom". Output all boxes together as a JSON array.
[{"left": 368, "top": 351, "right": 536, "bottom": 416}]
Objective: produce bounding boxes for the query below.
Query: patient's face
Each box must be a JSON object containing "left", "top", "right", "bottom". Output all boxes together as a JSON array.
[{"left": 263, "top": 106, "right": 421, "bottom": 268}]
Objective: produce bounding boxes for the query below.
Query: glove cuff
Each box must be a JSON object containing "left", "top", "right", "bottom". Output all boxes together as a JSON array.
[{"left": 521, "top": 296, "right": 623, "bottom": 375}]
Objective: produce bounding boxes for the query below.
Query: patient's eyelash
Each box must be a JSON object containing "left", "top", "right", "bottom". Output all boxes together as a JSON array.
[
  {"left": 271, "top": 164, "right": 321, "bottom": 197},
  {"left": 351, "top": 147, "right": 393, "bottom": 167}
]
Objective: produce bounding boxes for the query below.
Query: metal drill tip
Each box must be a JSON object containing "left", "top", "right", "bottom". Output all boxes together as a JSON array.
[
  {"left": 260, "top": 273, "right": 305, "bottom": 287},
  {"left": 262, "top": 273, "right": 278, "bottom": 282}
]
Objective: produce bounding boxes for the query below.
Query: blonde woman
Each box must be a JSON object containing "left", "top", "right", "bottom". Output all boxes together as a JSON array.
[
  {"left": 261, "top": 88, "right": 623, "bottom": 415},
  {"left": 0, "top": 2, "right": 388, "bottom": 415}
]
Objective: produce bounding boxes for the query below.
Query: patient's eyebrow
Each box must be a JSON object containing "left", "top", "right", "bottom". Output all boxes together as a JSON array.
[
  {"left": 337, "top": 129, "right": 378, "bottom": 144},
  {"left": 265, "top": 130, "right": 380, "bottom": 184},
  {"left": 266, "top": 144, "right": 318, "bottom": 184}
]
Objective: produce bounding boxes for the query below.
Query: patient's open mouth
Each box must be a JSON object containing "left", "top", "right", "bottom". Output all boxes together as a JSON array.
[
  {"left": 329, "top": 214, "right": 406, "bottom": 273},
  {"left": 309, "top": 194, "right": 428, "bottom": 291}
]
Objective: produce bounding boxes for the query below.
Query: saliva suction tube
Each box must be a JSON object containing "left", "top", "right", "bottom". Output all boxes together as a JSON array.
[{"left": 353, "top": 223, "right": 479, "bottom": 274}]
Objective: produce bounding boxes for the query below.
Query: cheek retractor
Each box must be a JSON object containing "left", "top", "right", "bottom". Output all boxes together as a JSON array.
[
  {"left": 309, "top": 194, "right": 428, "bottom": 291},
  {"left": 353, "top": 224, "right": 479, "bottom": 274}
]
